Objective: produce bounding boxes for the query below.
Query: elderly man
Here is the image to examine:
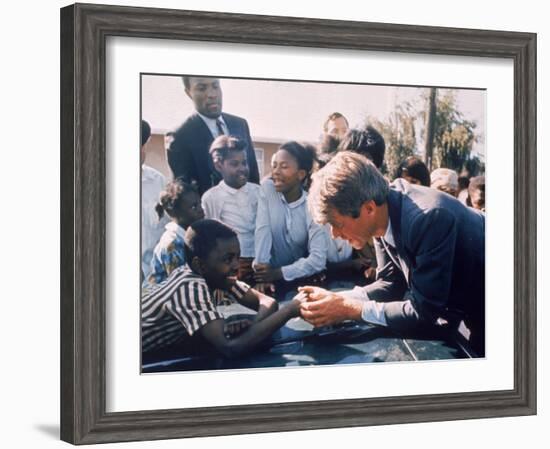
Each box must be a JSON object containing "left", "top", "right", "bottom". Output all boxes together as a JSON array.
[
  {"left": 300, "top": 152, "right": 485, "bottom": 356},
  {"left": 430, "top": 167, "right": 459, "bottom": 197},
  {"left": 167, "top": 77, "right": 260, "bottom": 195}
]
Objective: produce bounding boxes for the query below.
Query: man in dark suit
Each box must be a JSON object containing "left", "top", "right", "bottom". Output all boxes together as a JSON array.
[
  {"left": 167, "top": 76, "right": 260, "bottom": 195},
  {"left": 300, "top": 152, "right": 485, "bottom": 356}
]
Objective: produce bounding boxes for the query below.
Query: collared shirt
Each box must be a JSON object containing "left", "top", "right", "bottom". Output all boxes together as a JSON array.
[
  {"left": 147, "top": 222, "right": 187, "bottom": 285},
  {"left": 254, "top": 179, "right": 327, "bottom": 281},
  {"left": 202, "top": 181, "right": 260, "bottom": 258},
  {"left": 339, "top": 215, "right": 394, "bottom": 327},
  {"left": 383, "top": 217, "right": 396, "bottom": 248},
  {"left": 141, "top": 165, "right": 168, "bottom": 278},
  {"left": 197, "top": 112, "right": 227, "bottom": 138},
  {"left": 141, "top": 265, "right": 249, "bottom": 353}
]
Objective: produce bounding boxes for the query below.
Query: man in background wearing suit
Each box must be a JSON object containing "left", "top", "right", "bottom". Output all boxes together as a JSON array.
[
  {"left": 300, "top": 152, "right": 485, "bottom": 356},
  {"left": 167, "top": 77, "right": 260, "bottom": 195}
]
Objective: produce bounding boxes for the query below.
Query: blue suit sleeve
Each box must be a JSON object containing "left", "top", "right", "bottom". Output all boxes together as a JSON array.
[
  {"left": 242, "top": 119, "right": 260, "bottom": 184},
  {"left": 384, "top": 207, "right": 458, "bottom": 330},
  {"left": 167, "top": 130, "right": 194, "bottom": 182},
  {"left": 362, "top": 238, "right": 408, "bottom": 302}
]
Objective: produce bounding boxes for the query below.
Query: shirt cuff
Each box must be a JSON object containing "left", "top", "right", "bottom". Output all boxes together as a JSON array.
[
  {"left": 339, "top": 288, "right": 386, "bottom": 326},
  {"left": 340, "top": 286, "right": 370, "bottom": 301}
]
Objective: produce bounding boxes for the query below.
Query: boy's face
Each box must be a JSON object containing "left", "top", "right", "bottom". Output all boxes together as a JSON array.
[
  {"left": 201, "top": 236, "right": 240, "bottom": 290},
  {"left": 216, "top": 150, "right": 249, "bottom": 189}
]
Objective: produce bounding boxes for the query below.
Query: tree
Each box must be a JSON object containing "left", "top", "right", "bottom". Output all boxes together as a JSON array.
[
  {"left": 368, "top": 101, "right": 417, "bottom": 180},
  {"left": 424, "top": 87, "right": 437, "bottom": 170},
  {"left": 428, "top": 89, "right": 479, "bottom": 173},
  {"left": 366, "top": 88, "right": 482, "bottom": 180}
]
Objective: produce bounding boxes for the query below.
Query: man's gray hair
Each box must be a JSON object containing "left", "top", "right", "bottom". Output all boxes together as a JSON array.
[{"left": 308, "top": 151, "right": 389, "bottom": 224}]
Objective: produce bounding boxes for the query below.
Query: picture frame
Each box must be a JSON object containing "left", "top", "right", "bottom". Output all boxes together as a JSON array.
[{"left": 60, "top": 2, "right": 536, "bottom": 444}]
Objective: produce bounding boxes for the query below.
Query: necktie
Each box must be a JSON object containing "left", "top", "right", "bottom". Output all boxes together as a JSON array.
[
  {"left": 381, "top": 238, "right": 409, "bottom": 285},
  {"left": 215, "top": 119, "right": 225, "bottom": 136}
]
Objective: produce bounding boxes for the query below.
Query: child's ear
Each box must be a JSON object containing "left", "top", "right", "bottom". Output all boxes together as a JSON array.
[
  {"left": 298, "top": 168, "right": 307, "bottom": 183},
  {"left": 214, "top": 161, "right": 223, "bottom": 173},
  {"left": 190, "top": 256, "right": 204, "bottom": 275}
]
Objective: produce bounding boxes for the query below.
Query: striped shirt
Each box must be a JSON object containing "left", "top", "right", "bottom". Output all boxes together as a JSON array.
[{"left": 141, "top": 265, "right": 249, "bottom": 354}]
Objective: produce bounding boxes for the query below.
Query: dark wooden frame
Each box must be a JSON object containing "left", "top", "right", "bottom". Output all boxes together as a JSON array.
[{"left": 60, "top": 2, "right": 537, "bottom": 444}]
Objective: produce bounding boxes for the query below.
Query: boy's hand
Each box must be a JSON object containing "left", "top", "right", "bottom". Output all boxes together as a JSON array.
[
  {"left": 224, "top": 318, "right": 253, "bottom": 338},
  {"left": 225, "top": 275, "right": 239, "bottom": 289},
  {"left": 287, "top": 291, "right": 309, "bottom": 318}
]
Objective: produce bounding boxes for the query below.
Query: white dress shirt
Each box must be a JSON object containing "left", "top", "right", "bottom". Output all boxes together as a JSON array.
[
  {"left": 202, "top": 181, "right": 260, "bottom": 258},
  {"left": 254, "top": 179, "right": 327, "bottom": 281},
  {"left": 197, "top": 112, "right": 227, "bottom": 138}
]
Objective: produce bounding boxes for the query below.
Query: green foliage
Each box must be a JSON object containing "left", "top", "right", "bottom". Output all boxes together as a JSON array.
[
  {"left": 368, "top": 102, "right": 417, "bottom": 180},
  {"left": 429, "top": 90, "right": 478, "bottom": 173},
  {"left": 366, "top": 89, "right": 481, "bottom": 179}
]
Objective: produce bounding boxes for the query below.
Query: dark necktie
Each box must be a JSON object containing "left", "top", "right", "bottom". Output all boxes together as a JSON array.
[
  {"left": 381, "top": 238, "right": 399, "bottom": 268},
  {"left": 381, "top": 238, "right": 409, "bottom": 285},
  {"left": 215, "top": 119, "right": 225, "bottom": 136}
]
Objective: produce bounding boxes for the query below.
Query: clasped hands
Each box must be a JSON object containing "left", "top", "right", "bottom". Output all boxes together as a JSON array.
[{"left": 294, "top": 286, "right": 363, "bottom": 327}]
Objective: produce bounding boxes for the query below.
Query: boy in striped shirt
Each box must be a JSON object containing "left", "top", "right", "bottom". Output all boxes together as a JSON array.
[{"left": 142, "top": 219, "right": 304, "bottom": 364}]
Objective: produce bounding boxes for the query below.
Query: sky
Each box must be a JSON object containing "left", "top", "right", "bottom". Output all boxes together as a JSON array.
[{"left": 142, "top": 74, "right": 485, "bottom": 156}]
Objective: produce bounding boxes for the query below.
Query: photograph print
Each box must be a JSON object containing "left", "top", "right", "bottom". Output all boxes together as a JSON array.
[{"left": 140, "top": 74, "right": 486, "bottom": 374}]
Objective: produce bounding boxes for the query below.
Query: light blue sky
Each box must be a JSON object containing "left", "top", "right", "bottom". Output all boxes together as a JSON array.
[{"left": 142, "top": 75, "right": 485, "bottom": 156}]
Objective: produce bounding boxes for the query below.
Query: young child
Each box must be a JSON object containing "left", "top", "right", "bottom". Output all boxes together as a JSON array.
[
  {"left": 147, "top": 179, "right": 205, "bottom": 285},
  {"left": 253, "top": 141, "right": 327, "bottom": 295},
  {"left": 201, "top": 135, "right": 260, "bottom": 284},
  {"left": 141, "top": 219, "right": 304, "bottom": 362},
  {"left": 141, "top": 119, "right": 168, "bottom": 281}
]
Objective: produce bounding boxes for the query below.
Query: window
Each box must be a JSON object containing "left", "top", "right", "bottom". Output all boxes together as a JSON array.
[{"left": 254, "top": 147, "right": 265, "bottom": 179}]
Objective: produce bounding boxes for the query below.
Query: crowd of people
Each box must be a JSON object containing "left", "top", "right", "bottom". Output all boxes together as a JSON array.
[{"left": 141, "top": 76, "right": 486, "bottom": 365}]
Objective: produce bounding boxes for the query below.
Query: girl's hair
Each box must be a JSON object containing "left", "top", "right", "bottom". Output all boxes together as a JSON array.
[
  {"left": 278, "top": 141, "right": 319, "bottom": 191},
  {"left": 338, "top": 126, "right": 385, "bottom": 169},
  {"left": 397, "top": 156, "right": 431, "bottom": 187},
  {"left": 209, "top": 135, "right": 246, "bottom": 164},
  {"left": 155, "top": 178, "right": 198, "bottom": 220}
]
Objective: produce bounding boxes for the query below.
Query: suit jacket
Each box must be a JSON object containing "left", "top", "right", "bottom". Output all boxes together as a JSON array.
[
  {"left": 167, "top": 112, "right": 260, "bottom": 195},
  {"left": 363, "top": 179, "right": 485, "bottom": 331}
]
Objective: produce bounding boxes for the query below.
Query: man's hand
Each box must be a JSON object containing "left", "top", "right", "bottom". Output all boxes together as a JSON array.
[
  {"left": 298, "top": 286, "right": 363, "bottom": 327},
  {"left": 253, "top": 263, "right": 283, "bottom": 283},
  {"left": 254, "top": 282, "right": 276, "bottom": 294}
]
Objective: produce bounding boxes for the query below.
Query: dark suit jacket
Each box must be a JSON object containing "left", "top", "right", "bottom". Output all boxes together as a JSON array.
[
  {"left": 363, "top": 179, "right": 485, "bottom": 332},
  {"left": 167, "top": 112, "right": 260, "bottom": 195}
]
